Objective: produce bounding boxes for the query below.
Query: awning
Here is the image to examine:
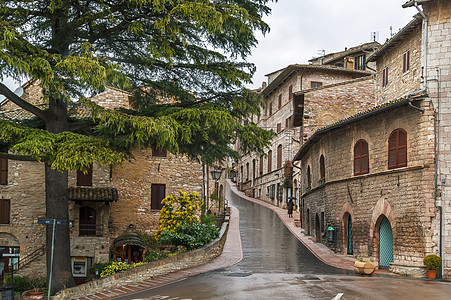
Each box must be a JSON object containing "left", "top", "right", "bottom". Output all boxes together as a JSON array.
[
  {"left": 68, "top": 187, "right": 118, "bottom": 202},
  {"left": 113, "top": 233, "right": 146, "bottom": 248}
]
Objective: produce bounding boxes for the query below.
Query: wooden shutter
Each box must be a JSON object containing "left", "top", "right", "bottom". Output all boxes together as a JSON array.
[
  {"left": 0, "top": 199, "right": 10, "bottom": 224},
  {"left": 268, "top": 150, "right": 272, "bottom": 173},
  {"left": 289, "top": 85, "right": 293, "bottom": 100},
  {"left": 293, "top": 94, "right": 304, "bottom": 127},
  {"left": 278, "top": 94, "right": 282, "bottom": 109},
  {"left": 151, "top": 184, "right": 166, "bottom": 210},
  {"left": 319, "top": 155, "right": 325, "bottom": 181},
  {"left": 354, "top": 140, "right": 369, "bottom": 175},
  {"left": 388, "top": 129, "right": 407, "bottom": 169},
  {"left": 0, "top": 157, "right": 7, "bottom": 185},
  {"left": 77, "top": 164, "right": 93, "bottom": 186},
  {"left": 277, "top": 123, "right": 282, "bottom": 133},
  {"left": 259, "top": 155, "right": 264, "bottom": 175},
  {"left": 277, "top": 145, "right": 282, "bottom": 169}
]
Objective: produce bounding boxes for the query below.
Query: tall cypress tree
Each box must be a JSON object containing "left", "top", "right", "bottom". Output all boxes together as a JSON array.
[{"left": 0, "top": 0, "right": 275, "bottom": 291}]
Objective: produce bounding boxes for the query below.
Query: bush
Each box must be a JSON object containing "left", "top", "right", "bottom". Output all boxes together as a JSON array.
[
  {"left": 158, "top": 222, "right": 220, "bottom": 250},
  {"left": 143, "top": 250, "right": 169, "bottom": 263},
  {"left": 138, "top": 232, "right": 159, "bottom": 250},
  {"left": 4, "top": 275, "right": 47, "bottom": 294},
  {"left": 100, "top": 261, "right": 132, "bottom": 277},
  {"left": 423, "top": 254, "right": 441, "bottom": 271},
  {"left": 87, "top": 262, "right": 110, "bottom": 279}
]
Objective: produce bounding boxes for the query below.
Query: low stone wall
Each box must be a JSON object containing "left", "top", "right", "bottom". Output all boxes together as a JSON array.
[
  {"left": 390, "top": 263, "right": 426, "bottom": 278},
  {"left": 55, "top": 219, "right": 229, "bottom": 300}
]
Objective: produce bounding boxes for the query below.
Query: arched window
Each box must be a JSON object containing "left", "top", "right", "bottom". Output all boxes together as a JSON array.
[
  {"left": 246, "top": 162, "right": 249, "bottom": 180},
  {"left": 277, "top": 145, "right": 283, "bottom": 169},
  {"left": 307, "top": 166, "right": 312, "bottom": 190},
  {"left": 319, "top": 155, "right": 325, "bottom": 184},
  {"left": 268, "top": 150, "right": 272, "bottom": 173},
  {"left": 388, "top": 129, "right": 407, "bottom": 169},
  {"left": 79, "top": 206, "right": 96, "bottom": 236},
  {"left": 354, "top": 139, "right": 369, "bottom": 175}
]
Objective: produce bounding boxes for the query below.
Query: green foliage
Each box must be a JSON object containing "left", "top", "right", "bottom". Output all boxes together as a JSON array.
[
  {"left": 200, "top": 213, "right": 218, "bottom": 227},
  {"left": 423, "top": 255, "right": 441, "bottom": 271},
  {"left": 137, "top": 232, "right": 159, "bottom": 250},
  {"left": 99, "top": 261, "right": 146, "bottom": 278},
  {"left": 143, "top": 250, "right": 169, "bottom": 263},
  {"left": 4, "top": 275, "right": 47, "bottom": 293},
  {"left": 88, "top": 262, "right": 110, "bottom": 278},
  {"left": 158, "top": 221, "right": 220, "bottom": 251}
]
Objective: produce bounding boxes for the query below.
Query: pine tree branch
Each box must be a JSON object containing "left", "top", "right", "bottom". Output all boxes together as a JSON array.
[
  {"left": 68, "top": 120, "right": 95, "bottom": 132},
  {"left": 0, "top": 82, "right": 47, "bottom": 121},
  {"left": 0, "top": 151, "right": 44, "bottom": 162}
]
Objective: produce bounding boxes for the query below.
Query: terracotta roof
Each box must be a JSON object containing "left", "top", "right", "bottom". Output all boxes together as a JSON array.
[
  {"left": 68, "top": 187, "right": 118, "bottom": 202},
  {"left": 308, "top": 42, "right": 380, "bottom": 65},
  {"left": 293, "top": 93, "right": 427, "bottom": 162},
  {"left": 367, "top": 15, "right": 422, "bottom": 62},
  {"left": 0, "top": 101, "right": 92, "bottom": 121},
  {"left": 261, "top": 65, "right": 371, "bottom": 97}
]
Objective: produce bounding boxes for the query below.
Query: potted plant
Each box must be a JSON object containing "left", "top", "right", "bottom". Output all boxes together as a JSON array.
[{"left": 423, "top": 254, "right": 441, "bottom": 279}]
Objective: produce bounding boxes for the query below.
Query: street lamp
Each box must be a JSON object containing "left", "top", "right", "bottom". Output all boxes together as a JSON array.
[{"left": 210, "top": 168, "right": 223, "bottom": 215}]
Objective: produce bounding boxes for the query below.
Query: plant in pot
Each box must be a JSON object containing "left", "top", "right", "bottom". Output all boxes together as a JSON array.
[{"left": 423, "top": 254, "right": 441, "bottom": 279}]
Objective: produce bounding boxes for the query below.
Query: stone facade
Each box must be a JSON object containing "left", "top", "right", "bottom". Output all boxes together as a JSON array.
[
  {"left": 0, "top": 85, "right": 224, "bottom": 282},
  {"left": 297, "top": 101, "right": 436, "bottom": 276}
]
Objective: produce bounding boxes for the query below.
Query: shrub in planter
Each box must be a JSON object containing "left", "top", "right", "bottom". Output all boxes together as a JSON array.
[
  {"left": 423, "top": 254, "right": 441, "bottom": 271},
  {"left": 143, "top": 250, "right": 169, "bottom": 262}
]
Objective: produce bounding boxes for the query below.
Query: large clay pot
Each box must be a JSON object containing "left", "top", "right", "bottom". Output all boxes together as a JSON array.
[{"left": 427, "top": 270, "right": 437, "bottom": 279}]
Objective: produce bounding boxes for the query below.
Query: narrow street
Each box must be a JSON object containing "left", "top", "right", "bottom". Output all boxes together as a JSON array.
[{"left": 113, "top": 182, "right": 451, "bottom": 300}]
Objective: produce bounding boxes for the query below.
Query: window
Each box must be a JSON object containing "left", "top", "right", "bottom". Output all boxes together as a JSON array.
[
  {"left": 77, "top": 164, "right": 93, "bottom": 186},
  {"left": 278, "top": 94, "right": 282, "bottom": 109},
  {"left": 252, "top": 159, "right": 256, "bottom": 179},
  {"left": 151, "top": 184, "right": 166, "bottom": 210},
  {"left": 403, "top": 50, "right": 410, "bottom": 73},
  {"left": 354, "top": 139, "right": 369, "bottom": 175},
  {"left": 382, "top": 67, "right": 389, "bottom": 87},
  {"left": 259, "top": 155, "right": 264, "bottom": 176},
  {"left": 267, "top": 150, "right": 272, "bottom": 173},
  {"left": 388, "top": 129, "right": 407, "bottom": 169},
  {"left": 0, "top": 156, "right": 7, "bottom": 185},
  {"left": 319, "top": 155, "right": 325, "bottom": 184},
  {"left": 269, "top": 102, "right": 273, "bottom": 116},
  {"left": 289, "top": 85, "right": 293, "bottom": 100},
  {"left": 152, "top": 145, "right": 167, "bottom": 157},
  {"left": 276, "top": 123, "right": 282, "bottom": 133},
  {"left": 0, "top": 199, "right": 10, "bottom": 224},
  {"left": 311, "top": 81, "right": 323, "bottom": 88},
  {"left": 354, "top": 55, "right": 366, "bottom": 70},
  {"left": 286, "top": 116, "right": 293, "bottom": 128},
  {"left": 246, "top": 162, "right": 249, "bottom": 180},
  {"left": 79, "top": 206, "right": 97, "bottom": 236},
  {"left": 277, "top": 145, "right": 282, "bottom": 169},
  {"left": 307, "top": 166, "right": 312, "bottom": 190}
]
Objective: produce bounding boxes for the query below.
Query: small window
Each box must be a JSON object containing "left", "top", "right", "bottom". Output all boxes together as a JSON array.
[
  {"left": 311, "top": 81, "right": 323, "bottom": 88},
  {"left": 388, "top": 129, "right": 407, "bottom": 169},
  {"left": 354, "top": 55, "right": 366, "bottom": 70},
  {"left": 246, "top": 162, "right": 249, "bottom": 180},
  {"left": 319, "top": 155, "right": 325, "bottom": 184},
  {"left": 277, "top": 145, "right": 282, "bottom": 169},
  {"left": 79, "top": 206, "right": 97, "bottom": 236},
  {"left": 278, "top": 94, "right": 282, "bottom": 109},
  {"left": 382, "top": 67, "right": 389, "bottom": 87},
  {"left": 0, "top": 199, "right": 10, "bottom": 224},
  {"left": 152, "top": 145, "right": 167, "bottom": 157},
  {"left": 0, "top": 156, "right": 7, "bottom": 185},
  {"left": 403, "top": 50, "right": 410, "bottom": 73},
  {"left": 77, "top": 164, "right": 93, "bottom": 187},
  {"left": 307, "top": 166, "right": 312, "bottom": 190},
  {"left": 277, "top": 123, "right": 282, "bottom": 133},
  {"left": 151, "top": 183, "right": 166, "bottom": 210},
  {"left": 269, "top": 102, "right": 273, "bottom": 116},
  {"left": 267, "top": 150, "right": 272, "bottom": 173},
  {"left": 354, "top": 139, "right": 369, "bottom": 175},
  {"left": 289, "top": 85, "right": 293, "bottom": 100},
  {"left": 285, "top": 116, "right": 293, "bottom": 128},
  {"left": 252, "top": 159, "right": 256, "bottom": 179},
  {"left": 259, "top": 155, "right": 264, "bottom": 176}
]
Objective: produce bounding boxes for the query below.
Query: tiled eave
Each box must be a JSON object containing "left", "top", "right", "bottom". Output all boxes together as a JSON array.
[
  {"left": 261, "top": 65, "right": 371, "bottom": 97},
  {"left": 367, "top": 15, "right": 422, "bottom": 62},
  {"left": 293, "top": 93, "right": 426, "bottom": 162},
  {"left": 68, "top": 187, "right": 118, "bottom": 202}
]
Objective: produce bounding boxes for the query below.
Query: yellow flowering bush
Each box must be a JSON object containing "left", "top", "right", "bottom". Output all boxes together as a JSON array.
[{"left": 157, "top": 191, "right": 201, "bottom": 235}]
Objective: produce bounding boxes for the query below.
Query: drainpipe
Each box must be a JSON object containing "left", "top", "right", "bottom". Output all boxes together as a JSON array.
[{"left": 415, "top": 1, "right": 428, "bottom": 91}]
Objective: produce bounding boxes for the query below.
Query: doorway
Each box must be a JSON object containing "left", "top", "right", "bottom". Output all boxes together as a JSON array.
[
  {"left": 379, "top": 216, "right": 393, "bottom": 269},
  {"left": 346, "top": 214, "right": 353, "bottom": 255}
]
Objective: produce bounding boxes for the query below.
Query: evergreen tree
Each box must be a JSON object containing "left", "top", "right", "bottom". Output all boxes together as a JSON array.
[{"left": 0, "top": 0, "right": 275, "bottom": 291}]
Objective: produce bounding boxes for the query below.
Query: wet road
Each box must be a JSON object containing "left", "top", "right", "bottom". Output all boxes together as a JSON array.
[{"left": 115, "top": 182, "right": 451, "bottom": 300}]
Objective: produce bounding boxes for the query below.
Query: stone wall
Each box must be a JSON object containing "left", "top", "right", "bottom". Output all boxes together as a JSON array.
[
  {"left": 55, "top": 219, "right": 229, "bottom": 300},
  {"left": 299, "top": 101, "right": 436, "bottom": 275}
]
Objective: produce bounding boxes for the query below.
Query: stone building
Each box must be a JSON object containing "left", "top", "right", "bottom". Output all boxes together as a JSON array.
[
  {"left": 237, "top": 48, "right": 377, "bottom": 208},
  {"left": 0, "top": 83, "right": 225, "bottom": 283},
  {"left": 293, "top": 0, "right": 451, "bottom": 278}
]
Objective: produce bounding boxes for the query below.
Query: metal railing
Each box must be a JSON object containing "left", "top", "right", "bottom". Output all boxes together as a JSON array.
[{"left": 79, "top": 224, "right": 104, "bottom": 236}]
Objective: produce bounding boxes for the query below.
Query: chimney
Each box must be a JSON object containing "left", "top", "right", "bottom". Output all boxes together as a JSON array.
[{"left": 262, "top": 81, "right": 267, "bottom": 89}]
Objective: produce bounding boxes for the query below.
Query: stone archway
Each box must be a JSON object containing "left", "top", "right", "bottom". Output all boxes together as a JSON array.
[{"left": 370, "top": 198, "right": 396, "bottom": 268}]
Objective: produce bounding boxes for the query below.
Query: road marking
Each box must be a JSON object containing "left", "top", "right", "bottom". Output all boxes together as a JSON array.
[{"left": 332, "top": 293, "right": 344, "bottom": 300}]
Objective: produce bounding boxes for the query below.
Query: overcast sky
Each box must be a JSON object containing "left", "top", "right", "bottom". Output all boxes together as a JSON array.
[
  {"left": 246, "top": 0, "right": 417, "bottom": 89},
  {"left": 1, "top": 0, "right": 418, "bottom": 93}
]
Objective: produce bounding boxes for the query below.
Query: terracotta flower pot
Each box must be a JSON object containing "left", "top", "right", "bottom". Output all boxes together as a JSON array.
[{"left": 427, "top": 270, "right": 437, "bottom": 279}]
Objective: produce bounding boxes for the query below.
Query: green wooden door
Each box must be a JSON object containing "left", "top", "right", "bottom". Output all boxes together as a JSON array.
[{"left": 379, "top": 217, "right": 393, "bottom": 269}]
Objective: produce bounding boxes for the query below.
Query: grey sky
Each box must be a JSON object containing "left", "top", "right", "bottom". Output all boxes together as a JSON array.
[
  {"left": 1, "top": 1, "right": 418, "bottom": 93},
  {"left": 247, "top": 0, "right": 418, "bottom": 89}
]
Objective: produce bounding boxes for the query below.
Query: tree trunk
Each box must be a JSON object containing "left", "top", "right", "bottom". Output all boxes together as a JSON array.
[
  {"left": 44, "top": 96, "right": 75, "bottom": 291},
  {"left": 45, "top": 165, "right": 75, "bottom": 291}
]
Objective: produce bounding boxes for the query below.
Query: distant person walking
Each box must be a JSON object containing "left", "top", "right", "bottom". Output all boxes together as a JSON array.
[{"left": 287, "top": 198, "right": 294, "bottom": 218}]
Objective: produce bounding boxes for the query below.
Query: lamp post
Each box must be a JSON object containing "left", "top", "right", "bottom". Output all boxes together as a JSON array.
[{"left": 210, "top": 168, "right": 223, "bottom": 214}]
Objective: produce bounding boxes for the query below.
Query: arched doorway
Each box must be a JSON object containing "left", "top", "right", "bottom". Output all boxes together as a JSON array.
[
  {"left": 345, "top": 214, "right": 353, "bottom": 255},
  {"left": 379, "top": 216, "right": 393, "bottom": 269},
  {"left": 315, "top": 214, "right": 321, "bottom": 242},
  {"left": 79, "top": 206, "right": 97, "bottom": 236}
]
